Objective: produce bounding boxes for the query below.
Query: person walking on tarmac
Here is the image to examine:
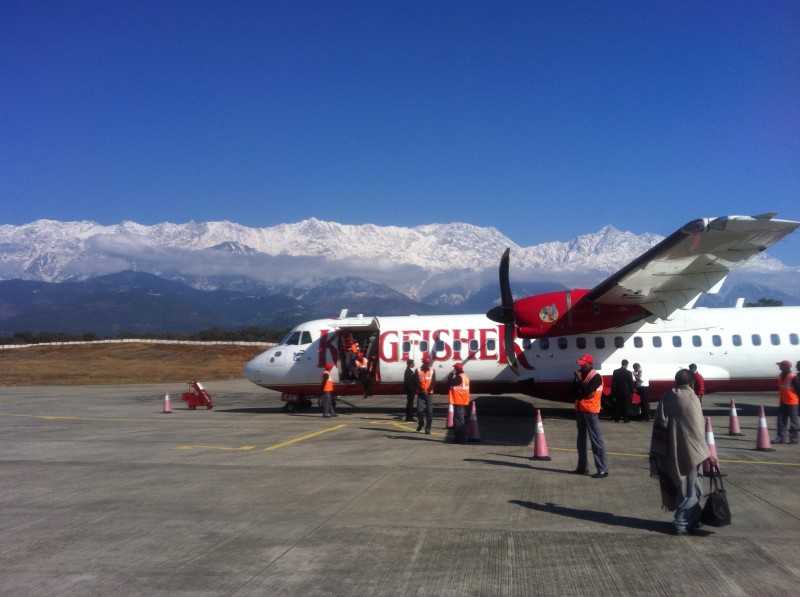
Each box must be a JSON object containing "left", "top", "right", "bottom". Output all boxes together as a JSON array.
[
  {"left": 612, "top": 359, "right": 635, "bottom": 423},
  {"left": 447, "top": 362, "right": 470, "bottom": 444},
  {"left": 403, "top": 359, "right": 417, "bottom": 422},
  {"left": 650, "top": 369, "right": 715, "bottom": 535},
  {"left": 775, "top": 360, "right": 800, "bottom": 444},
  {"left": 572, "top": 354, "right": 609, "bottom": 478},
  {"left": 416, "top": 356, "right": 436, "bottom": 434},
  {"left": 320, "top": 363, "right": 337, "bottom": 418}
]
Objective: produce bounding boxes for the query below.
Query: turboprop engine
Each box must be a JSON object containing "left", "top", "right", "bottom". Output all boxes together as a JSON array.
[{"left": 486, "top": 249, "right": 649, "bottom": 372}]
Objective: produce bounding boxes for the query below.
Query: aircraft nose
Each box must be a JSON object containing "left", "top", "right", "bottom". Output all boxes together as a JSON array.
[{"left": 244, "top": 352, "right": 270, "bottom": 384}]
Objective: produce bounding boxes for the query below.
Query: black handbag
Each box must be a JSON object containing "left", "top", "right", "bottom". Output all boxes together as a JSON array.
[{"left": 701, "top": 465, "right": 731, "bottom": 527}]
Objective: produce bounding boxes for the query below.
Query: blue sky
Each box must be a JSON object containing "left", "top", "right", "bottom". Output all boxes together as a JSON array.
[{"left": 2, "top": 2, "right": 799, "bottom": 260}]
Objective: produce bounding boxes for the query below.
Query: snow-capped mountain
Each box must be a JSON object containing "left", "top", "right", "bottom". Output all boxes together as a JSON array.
[{"left": 0, "top": 218, "right": 791, "bottom": 299}]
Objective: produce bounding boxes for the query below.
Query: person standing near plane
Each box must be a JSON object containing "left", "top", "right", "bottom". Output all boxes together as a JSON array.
[
  {"left": 416, "top": 356, "right": 436, "bottom": 434},
  {"left": 689, "top": 364, "right": 705, "bottom": 404},
  {"left": 355, "top": 352, "right": 369, "bottom": 397},
  {"left": 612, "top": 359, "right": 635, "bottom": 423},
  {"left": 775, "top": 360, "right": 800, "bottom": 444},
  {"left": 633, "top": 362, "right": 650, "bottom": 421},
  {"left": 320, "top": 363, "right": 337, "bottom": 417},
  {"left": 403, "top": 359, "right": 417, "bottom": 422},
  {"left": 447, "top": 362, "right": 470, "bottom": 444},
  {"left": 572, "top": 354, "right": 609, "bottom": 478}
]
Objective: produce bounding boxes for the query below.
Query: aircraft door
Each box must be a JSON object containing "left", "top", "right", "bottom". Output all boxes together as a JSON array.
[{"left": 334, "top": 317, "right": 381, "bottom": 394}]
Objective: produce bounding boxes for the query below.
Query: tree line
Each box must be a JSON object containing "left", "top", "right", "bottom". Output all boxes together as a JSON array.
[{"left": 0, "top": 326, "right": 290, "bottom": 345}]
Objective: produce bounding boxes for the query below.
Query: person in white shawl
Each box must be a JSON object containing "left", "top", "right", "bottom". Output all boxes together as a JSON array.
[{"left": 650, "top": 369, "right": 718, "bottom": 535}]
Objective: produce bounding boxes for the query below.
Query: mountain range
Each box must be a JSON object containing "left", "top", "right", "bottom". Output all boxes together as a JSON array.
[{"left": 0, "top": 218, "right": 797, "bottom": 334}]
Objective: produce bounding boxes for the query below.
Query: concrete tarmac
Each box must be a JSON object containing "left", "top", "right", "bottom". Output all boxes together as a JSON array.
[{"left": 1, "top": 381, "right": 799, "bottom": 596}]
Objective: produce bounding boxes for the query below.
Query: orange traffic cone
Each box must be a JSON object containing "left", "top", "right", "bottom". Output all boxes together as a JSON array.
[
  {"left": 703, "top": 417, "right": 719, "bottom": 475},
  {"left": 530, "top": 409, "right": 551, "bottom": 461},
  {"left": 728, "top": 399, "right": 743, "bottom": 436},
  {"left": 756, "top": 404, "right": 775, "bottom": 451},
  {"left": 446, "top": 403, "right": 454, "bottom": 428},
  {"left": 162, "top": 393, "right": 172, "bottom": 414},
  {"left": 467, "top": 401, "right": 481, "bottom": 442}
]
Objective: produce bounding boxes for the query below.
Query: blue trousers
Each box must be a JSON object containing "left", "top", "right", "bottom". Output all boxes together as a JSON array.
[
  {"left": 576, "top": 412, "right": 608, "bottom": 474},
  {"left": 674, "top": 467, "right": 702, "bottom": 532}
]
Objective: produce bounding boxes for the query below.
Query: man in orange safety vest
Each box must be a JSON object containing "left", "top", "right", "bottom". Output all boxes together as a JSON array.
[
  {"left": 775, "top": 360, "right": 799, "bottom": 443},
  {"left": 572, "top": 353, "right": 608, "bottom": 478},
  {"left": 447, "top": 362, "right": 470, "bottom": 443}
]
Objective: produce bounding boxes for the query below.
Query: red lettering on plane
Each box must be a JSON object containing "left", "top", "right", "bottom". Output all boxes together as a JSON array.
[{"left": 317, "top": 329, "right": 338, "bottom": 367}]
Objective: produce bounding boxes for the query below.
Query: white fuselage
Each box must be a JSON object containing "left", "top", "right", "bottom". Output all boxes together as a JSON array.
[{"left": 244, "top": 306, "right": 800, "bottom": 400}]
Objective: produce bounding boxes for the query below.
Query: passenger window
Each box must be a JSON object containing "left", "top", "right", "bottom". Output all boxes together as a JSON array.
[
  {"left": 558, "top": 337, "right": 568, "bottom": 350},
  {"left": 732, "top": 334, "right": 742, "bottom": 346},
  {"left": 791, "top": 334, "right": 799, "bottom": 346},
  {"left": 435, "top": 340, "right": 445, "bottom": 352},
  {"left": 692, "top": 335, "right": 702, "bottom": 347},
  {"left": 614, "top": 336, "right": 624, "bottom": 348},
  {"left": 469, "top": 339, "right": 479, "bottom": 352},
  {"left": 453, "top": 340, "right": 462, "bottom": 352},
  {"left": 712, "top": 335, "right": 722, "bottom": 347},
  {"left": 672, "top": 336, "right": 682, "bottom": 348},
  {"left": 402, "top": 341, "right": 411, "bottom": 353},
  {"left": 653, "top": 336, "right": 662, "bottom": 348},
  {"left": 523, "top": 339, "right": 532, "bottom": 350},
  {"left": 595, "top": 337, "right": 606, "bottom": 349},
  {"left": 540, "top": 338, "right": 550, "bottom": 350},
  {"left": 771, "top": 334, "right": 780, "bottom": 346},
  {"left": 486, "top": 339, "right": 496, "bottom": 351},
  {"left": 286, "top": 332, "right": 301, "bottom": 345},
  {"left": 752, "top": 334, "right": 761, "bottom": 346},
  {"left": 633, "top": 337, "right": 643, "bottom": 348},
  {"left": 419, "top": 341, "right": 429, "bottom": 352},
  {"left": 300, "top": 331, "right": 312, "bottom": 345},
  {"left": 576, "top": 337, "right": 586, "bottom": 350}
]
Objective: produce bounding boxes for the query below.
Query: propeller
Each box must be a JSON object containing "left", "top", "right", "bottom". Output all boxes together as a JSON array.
[{"left": 486, "top": 248, "right": 519, "bottom": 373}]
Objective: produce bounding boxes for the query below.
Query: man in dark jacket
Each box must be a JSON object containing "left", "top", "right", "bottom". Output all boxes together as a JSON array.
[
  {"left": 612, "top": 359, "right": 635, "bottom": 422},
  {"left": 403, "top": 359, "right": 417, "bottom": 421}
]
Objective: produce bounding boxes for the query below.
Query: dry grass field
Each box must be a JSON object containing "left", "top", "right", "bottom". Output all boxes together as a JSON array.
[{"left": 0, "top": 343, "right": 266, "bottom": 385}]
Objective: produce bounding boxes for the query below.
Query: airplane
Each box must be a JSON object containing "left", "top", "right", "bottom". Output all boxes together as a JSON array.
[{"left": 244, "top": 214, "right": 800, "bottom": 410}]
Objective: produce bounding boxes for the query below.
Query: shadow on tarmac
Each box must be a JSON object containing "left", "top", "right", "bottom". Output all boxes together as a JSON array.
[
  {"left": 509, "top": 500, "right": 696, "bottom": 535},
  {"left": 465, "top": 458, "right": 575, "bottom": 475}
]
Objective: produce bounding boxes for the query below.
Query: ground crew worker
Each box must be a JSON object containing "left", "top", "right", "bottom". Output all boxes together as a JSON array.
[
  {"left": 447, "top": 362, "right": 470, "bottom": 443},
  {"left": 689, "top": 364, "right": 705, "bottom": 404},
  {"left": 775, "top": 360, "right": 799, "bottom": 443},
  {"left": 403, "top": 359, "right": 417, "bottom": 421},
  {"left": 416, "top": 356, "right": 436, "bottom": 434},
  {"left": 572, "top": 354, "right": 609, "bottom": 478},
  {"left": 320, "top": 363, "right": 337, "bottom": 418},
  {"left": 355, "top": 352, "right": 369, "bottom": 396}
]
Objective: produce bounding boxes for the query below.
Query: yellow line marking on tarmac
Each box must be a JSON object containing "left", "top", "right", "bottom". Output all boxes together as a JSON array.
[
  {"left": 0, "top": 412, "right": 162, "bottom": 423},
  {"left": 548, "top": 446, "right": 800, "bottom": 467},
  {"left": 176, "top": 445, "right": 257, "bottom": 452},
  {"left": 263, "top": 424, "right": 347, "bottom": 452}
]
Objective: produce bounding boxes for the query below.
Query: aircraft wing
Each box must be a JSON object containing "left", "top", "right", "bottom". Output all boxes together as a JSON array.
[{"left": 584, "top": 214, "right": 800, "bottom": 318}]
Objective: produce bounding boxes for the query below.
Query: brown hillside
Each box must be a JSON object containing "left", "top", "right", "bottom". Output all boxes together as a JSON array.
[{"left": 0, "top": 343, "right": 265, "bottom": 385}]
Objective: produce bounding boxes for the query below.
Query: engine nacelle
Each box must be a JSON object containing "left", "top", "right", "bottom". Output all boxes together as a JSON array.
[{"left": 514, "top": 289, "right": 650, "bottom": 338}]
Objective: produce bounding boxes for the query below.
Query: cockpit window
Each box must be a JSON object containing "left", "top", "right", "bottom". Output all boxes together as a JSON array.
[
  {"left": 285, "top": 332, "right": 301, "bottom": 345},
  {"left": 300, "top": 331, "right": 313, "bottom": 345}
]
